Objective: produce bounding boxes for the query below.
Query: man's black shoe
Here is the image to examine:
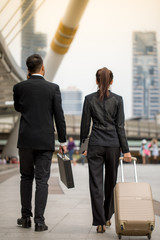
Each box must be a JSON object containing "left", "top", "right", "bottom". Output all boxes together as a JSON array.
[
  {"left": 17, "top": 217, "right": 31, "bottom": 228},
  {"left": 35, "top": 223, "right": 48, "bottom": 232}
]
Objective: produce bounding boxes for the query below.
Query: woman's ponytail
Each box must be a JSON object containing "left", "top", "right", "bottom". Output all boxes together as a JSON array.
[{"left": 96, "top": 67, "right": 113, "bottom": 100}]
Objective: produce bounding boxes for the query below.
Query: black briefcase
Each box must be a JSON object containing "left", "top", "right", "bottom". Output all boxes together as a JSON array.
[{"left": 57, "top": 153, "right": 75, "bottom": 189}]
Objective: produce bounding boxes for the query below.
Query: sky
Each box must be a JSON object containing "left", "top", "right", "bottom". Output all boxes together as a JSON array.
[{"left": 1, "top": 0, "right": 160, "bottom": 119}]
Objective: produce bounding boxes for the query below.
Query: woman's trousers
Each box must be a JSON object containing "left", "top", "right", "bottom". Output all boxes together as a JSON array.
[{"left": 87, "top": 145, "right": 120, "bottom": 226}]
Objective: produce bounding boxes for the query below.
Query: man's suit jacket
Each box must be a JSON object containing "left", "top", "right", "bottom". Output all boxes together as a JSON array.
[
  {"left": 13, "top": 75, "right": 66, "bottom": 151},
  {"left": 80, "top": 91, "right": 129, "bottom": 153}
]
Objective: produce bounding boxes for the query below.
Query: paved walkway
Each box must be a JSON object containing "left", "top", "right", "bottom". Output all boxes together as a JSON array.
[{"left": 0, "top": 163, "right": 160, "bottom": 240}]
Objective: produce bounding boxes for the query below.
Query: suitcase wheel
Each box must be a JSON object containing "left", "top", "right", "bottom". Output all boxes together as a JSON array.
[
  {"left": 120, "top": 224, "right": 124, "bottom": 230},
  {"left": 118, "top": 234, "right": 122, "bottom": 239},
  {"left": 150, "top": 225, "right": 154, "bottom": 231},
  {"left": 147, "top": 234, "right": 151, "bottom": 239}
]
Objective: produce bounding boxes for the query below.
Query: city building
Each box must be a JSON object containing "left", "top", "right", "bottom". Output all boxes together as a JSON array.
[
  {"left": 132, "top": 32, "right": 160, "bottom": 120},
  {"left": 61, "top": 87, "right": 82, "bottom": 115},
  {"left": 21, "top": 0, "right": 47, "bottom": 72}
]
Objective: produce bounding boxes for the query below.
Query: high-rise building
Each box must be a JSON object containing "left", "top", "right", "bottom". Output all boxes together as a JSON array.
[
  {"left": 61, "top": 87, "right": 82, "bottom": 115},
  {"left": 21, "top": 0, "right": 47, "bottom": 72},
  {"left": 132, "top": 32, "right": 160, "bottom": 120}
]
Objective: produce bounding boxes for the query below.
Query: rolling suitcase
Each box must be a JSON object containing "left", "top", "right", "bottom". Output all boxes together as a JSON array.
[
  {"left": 57, "top": 153, "right": 75, "bottom": 189},
  {"left": 114, "top": 157, "right": 155, "bottom": 239}
]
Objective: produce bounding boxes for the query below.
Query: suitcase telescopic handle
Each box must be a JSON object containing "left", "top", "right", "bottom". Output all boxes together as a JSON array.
[{"left": 119, "top": 157, "right": 138, "bottom": 183}]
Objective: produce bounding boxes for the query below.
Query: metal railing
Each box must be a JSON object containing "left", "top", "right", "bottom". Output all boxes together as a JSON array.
[
  {"left": 1, "top": 115, "right": 160, "bottom": 140},
  {"left": 0, "top": 122, "right": 14, "bottom": 133}
]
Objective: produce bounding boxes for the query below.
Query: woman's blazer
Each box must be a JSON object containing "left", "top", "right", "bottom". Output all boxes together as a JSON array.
[{"left": 80, "top": 91, "right": 129, "bottom": 153}]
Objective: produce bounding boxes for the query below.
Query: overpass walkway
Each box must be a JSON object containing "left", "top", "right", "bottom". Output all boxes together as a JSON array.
[{"left": 0, "top": 162, "right": 160, "bottom": 240}]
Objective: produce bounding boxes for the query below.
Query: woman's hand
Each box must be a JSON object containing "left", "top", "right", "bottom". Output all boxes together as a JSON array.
[
  {"left": 83, "top": 151, "right": 87, "bottom": 156},
  {"left": 123, "top": 152, "right": 132, "bottom": 162}
]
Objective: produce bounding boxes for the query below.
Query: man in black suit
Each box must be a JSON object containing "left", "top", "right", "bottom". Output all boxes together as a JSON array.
[{"left": 13, "top": 54, "right": 66, "bottom": 231}]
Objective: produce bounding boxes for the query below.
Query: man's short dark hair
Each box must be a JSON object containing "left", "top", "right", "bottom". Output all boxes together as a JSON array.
[{"left": 26, "top": 54, "right": 43, "bottom": 73}]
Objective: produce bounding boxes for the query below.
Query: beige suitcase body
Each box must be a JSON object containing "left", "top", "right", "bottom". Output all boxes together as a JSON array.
[{"left": 114, "top": 157, "right": 155, "bottom": 239}]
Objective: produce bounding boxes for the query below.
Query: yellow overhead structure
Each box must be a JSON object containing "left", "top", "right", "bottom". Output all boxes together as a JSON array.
[
  {"left": 51, "top": 21, "right": 78, "bottom": 54},
  {"left": 44, "top": 0, "right": 89, "bottom": 81}
]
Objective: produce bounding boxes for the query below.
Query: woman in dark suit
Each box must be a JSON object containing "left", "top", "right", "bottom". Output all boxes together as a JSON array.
[{"left": 80, "top": 67, "right": 131, "bottom": 233}]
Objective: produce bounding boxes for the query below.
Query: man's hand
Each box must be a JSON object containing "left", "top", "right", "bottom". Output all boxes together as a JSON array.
[
  {"left": 59, "top": 145, "right": 67, "bottom": 154},
  {"left": 123, "top": 152, "right": 132, "bottom": 162}
]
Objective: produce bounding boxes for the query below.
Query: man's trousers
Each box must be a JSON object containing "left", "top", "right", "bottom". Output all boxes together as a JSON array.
[{"left": 19, "top": 149, "right": 53, "bottom": 224}]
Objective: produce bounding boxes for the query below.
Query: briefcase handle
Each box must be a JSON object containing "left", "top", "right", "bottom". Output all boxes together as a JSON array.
[
  {"left": 61, "top": 149, "right": 68, "bottom": 159},
  {"left": 61, "top": 149, "right": 71, "bottom": 161},
  {"left": 62, "top": 150, "right": 65, "bottom": 159},
  {"left": 119, "top": 157, "right": 138, "bottom": 183}
]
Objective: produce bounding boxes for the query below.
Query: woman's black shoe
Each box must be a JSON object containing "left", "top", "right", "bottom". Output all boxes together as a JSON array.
[
  {"left": 35, "top": 223, "right": 48, "bottom": 232},
  {"left": 96, "top": 225, "right": 106, "bottom": 233},
  {"left": 17, "top": 217, "right": 31, "bottom": 228}
]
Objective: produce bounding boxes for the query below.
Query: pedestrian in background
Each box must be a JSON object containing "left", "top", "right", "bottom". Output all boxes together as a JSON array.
[
  {"left": 67, "top": 137, "right": 76, "bottom": 164},
  {"left": 140, "top": 139, "right": 150, "bottom": 164},
  {"left": 149, "top": 138, "right": 159, "bottom": 161},
  {"left": 13, "top": 54, "right": 66, "bottom": 232},
  {"left": 80, "top": 67, "right": 131, "bottom": 233}
]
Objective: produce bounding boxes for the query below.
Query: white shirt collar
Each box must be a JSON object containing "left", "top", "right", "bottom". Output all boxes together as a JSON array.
[{"left": 32, "top": 74, "right": 44, "bottom": 77}]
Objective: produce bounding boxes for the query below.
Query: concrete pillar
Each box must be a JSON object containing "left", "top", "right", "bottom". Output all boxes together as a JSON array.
[{"left": 2, "top": 118, "right": 19, "bottom": 158}]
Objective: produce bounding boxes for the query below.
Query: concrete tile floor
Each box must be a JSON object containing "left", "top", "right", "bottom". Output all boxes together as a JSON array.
[{"left": 0, "top": 163, "right": 160, "bottom": 240}]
